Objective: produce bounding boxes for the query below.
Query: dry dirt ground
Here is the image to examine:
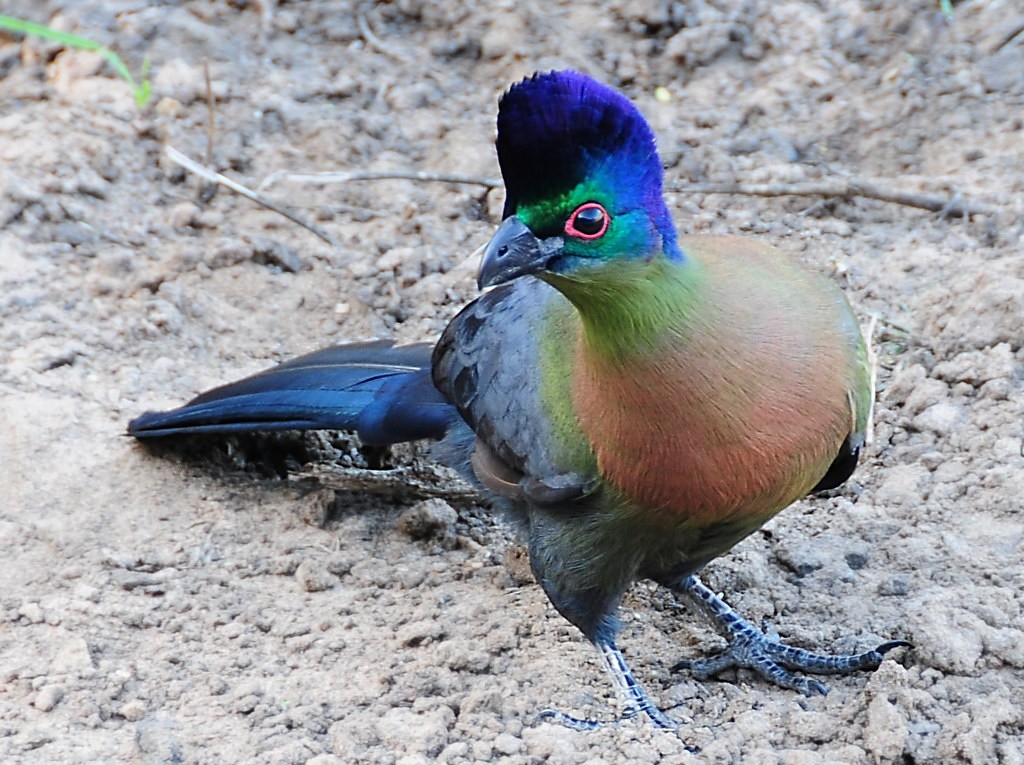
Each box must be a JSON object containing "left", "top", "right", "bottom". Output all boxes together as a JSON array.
[{"left": 2, "top": 1, "right": 1023, "bottom": 763}]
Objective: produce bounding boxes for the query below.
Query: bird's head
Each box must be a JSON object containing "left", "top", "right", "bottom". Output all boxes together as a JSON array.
[{"left": 478, "top": 70, "right": 680, "bottom": 290}]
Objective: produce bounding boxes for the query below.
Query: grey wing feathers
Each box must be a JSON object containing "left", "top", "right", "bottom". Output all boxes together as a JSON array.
[{"left": 432, "top": 279, "right": 590, "bottom": 502}]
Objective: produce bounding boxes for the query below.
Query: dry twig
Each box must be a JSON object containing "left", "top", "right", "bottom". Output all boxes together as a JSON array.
[
  {"left": 297, "top": 463, "right": 485, "bottom": 504},
  {"left": 164, "top": 145, "right": 335, "bottom": 245},
  {"left": 357, "top": 5, "right": 412, "bottom": 64},
  {"left": 203, "top": 60, "right": 215, "bottom": 168},
  {"left": 259, "top": 168, "right": 501, "bottom": 192},
  {"left": 671, "top": 178, "right": 999, "bottom": 218}
]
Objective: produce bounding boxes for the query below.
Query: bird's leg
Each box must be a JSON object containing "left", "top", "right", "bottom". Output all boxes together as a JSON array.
[
  {"left": 540, "top": 640, "right": 679, "bottom": 730},
  {"left": 671, "top": 575, "right": 910, "bottom": 696}
]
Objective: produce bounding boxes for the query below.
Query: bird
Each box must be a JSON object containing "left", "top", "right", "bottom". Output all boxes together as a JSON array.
[{"left": 128, "top": 69, "right": 907, "bottom": 729}]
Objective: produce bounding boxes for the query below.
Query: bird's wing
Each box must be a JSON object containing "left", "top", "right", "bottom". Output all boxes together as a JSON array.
[
  {"left": 810, "top": 304, "right": 872, "bottom": 493},
  {"left": 433, "top": 278, "right": 597, "bottom": 504}
]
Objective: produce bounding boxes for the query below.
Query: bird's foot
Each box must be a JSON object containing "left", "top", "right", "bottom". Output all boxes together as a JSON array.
[
  {"left": 672, "top": 635, "right": 910, "bottom": 697},
  {"left": 673, "top": 575, "right": 910, "bottom": 696},
  {"left": 539, "top": 641, "right": 679, "bottom": 730},
  {"left": 537, "top": 707, "right": 640, "bottom": 731}
]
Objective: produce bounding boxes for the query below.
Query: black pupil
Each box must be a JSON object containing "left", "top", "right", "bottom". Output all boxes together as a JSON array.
[{"left": 574, "top": 206, "right": 604, "bottom": 235}]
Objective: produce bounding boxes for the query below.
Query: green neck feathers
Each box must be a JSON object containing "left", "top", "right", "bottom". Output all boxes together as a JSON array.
[{"left": 543, "top": 258, "right": 705, "bottom": 361}]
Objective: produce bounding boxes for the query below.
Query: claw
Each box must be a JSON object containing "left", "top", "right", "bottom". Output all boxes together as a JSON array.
[
  {"left": 538, "top": 704, "right": 653, "bottom": 731},
  {"left": 670, "top": 575, "right": 909, "bottom": 694},
  {"left": 538, "top": 708, "right": 604, "bottom": 731},
  {"left": 876, "top": 639, "right": 914, "bottom": 655},
  {"left": 539, "top": 706, "right": 677, "bottom": 731}
]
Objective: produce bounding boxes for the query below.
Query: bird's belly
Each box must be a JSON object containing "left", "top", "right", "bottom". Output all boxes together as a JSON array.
[{"left": 605, "top": 427, "right": 819, "bottom": 526}]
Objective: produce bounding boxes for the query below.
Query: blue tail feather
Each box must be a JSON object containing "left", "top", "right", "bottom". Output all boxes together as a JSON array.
[{"left": 127, "top": 340, "right": 458, "bottom": 445}]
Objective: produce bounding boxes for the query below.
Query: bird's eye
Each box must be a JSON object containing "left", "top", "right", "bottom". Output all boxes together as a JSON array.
[{"left": 565, "top": 203, "right": 609, "bottom": 240}]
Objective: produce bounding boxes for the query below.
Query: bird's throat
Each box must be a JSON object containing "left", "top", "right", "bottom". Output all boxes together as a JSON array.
[{"left": 544, "top": 258, "right": 705, "bottom": 362}]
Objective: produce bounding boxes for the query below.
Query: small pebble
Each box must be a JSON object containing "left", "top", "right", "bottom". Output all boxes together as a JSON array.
[
  {"left": 119, "top": 699, "right": 147, "bottom": 722},
  {"left": 295, "top": 559, "right": 337, "bottom": 592},
  {"left": 18, "top": 603, "right": 45, "bottom": 624},
  {"left": 397, "top": 499, "right": 458, "bottom": 549},
  {"left": 33, "top": 685, "right": 64, "bottom": 712},
  {"left": 493, "top": 732, "right": 523, "bottom": 755}
]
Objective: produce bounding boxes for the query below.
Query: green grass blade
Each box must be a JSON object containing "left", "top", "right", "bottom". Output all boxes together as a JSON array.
[{"left": 0, "top": 14, "right": 152, "bottom": 106}]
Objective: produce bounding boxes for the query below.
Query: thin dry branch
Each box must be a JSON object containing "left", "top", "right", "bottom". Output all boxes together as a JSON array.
[
  {"left": 990, "top": 21, "right": 1024, "bottom": 53},
  {"left": 357, "top": 5, "right": 412, "bottom": 64},
  {"left": 203, "top": 60, "right": 215, "bottom": 168},
  {"left": 259, "top": 169, "right": 501, "bottom": 192},
  {"left": 164, "top": 145, "right": 335, "bottom": 245},
  {"left": 671, "top": 178, "right": 999, "bottom": 218},
  {"left": 297, "top": 463, "right": 485, "bottom": 504}
]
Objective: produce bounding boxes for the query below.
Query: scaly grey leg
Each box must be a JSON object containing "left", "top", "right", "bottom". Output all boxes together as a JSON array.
[{"left": 541, "top": 640, "right": 679, "bottom": 729}]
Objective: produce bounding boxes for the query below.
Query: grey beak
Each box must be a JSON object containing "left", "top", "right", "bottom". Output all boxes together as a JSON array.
[{"left": 477, "top": 216, "right": 559, "bottom": 289}]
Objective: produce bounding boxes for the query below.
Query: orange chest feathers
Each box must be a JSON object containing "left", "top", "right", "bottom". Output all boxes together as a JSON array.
[{"left": 570, "top": 337, "right": 852, "bottom": 527}]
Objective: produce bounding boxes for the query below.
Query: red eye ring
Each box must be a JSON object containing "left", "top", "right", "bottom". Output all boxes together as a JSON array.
[{"left": 565, "top": 202, "right": 609, "bottom": 240}]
